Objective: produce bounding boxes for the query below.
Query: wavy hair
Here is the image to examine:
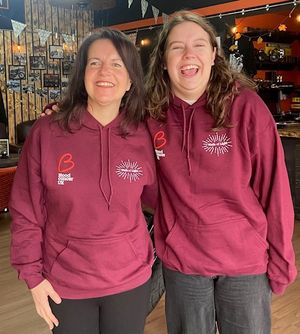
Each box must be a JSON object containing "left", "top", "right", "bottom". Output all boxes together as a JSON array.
[
  {"left": 55, "top": 28, "right": 145, "bottom": 134},
  {"left": 145, "top": 11, "right": 256, "bottom": 129}
]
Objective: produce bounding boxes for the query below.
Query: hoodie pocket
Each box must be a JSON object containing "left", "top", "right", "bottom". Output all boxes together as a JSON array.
[
  {"left": 162, "top": 218, "right": 268, "bottom": 274},
  {"left": 48, "top": 235, "right": 149, "bottom": 290}
]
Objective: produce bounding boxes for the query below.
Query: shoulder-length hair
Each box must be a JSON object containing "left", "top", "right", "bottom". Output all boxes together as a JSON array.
[
  {"left": 55, "top": 28, "right": 145, "bottom": 134},
  {"left": 145, "top": 10, "right": 256, "bottom": 129}
]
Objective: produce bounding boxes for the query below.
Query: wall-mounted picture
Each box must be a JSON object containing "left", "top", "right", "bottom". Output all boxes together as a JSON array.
[
  {"left": 43, "top": 73, "right": 60, "bottom": 87},
  {"left": 48, "top": 61, "right": 60, "bottom": 72},
  {"left": 28, "top": 72, "right": 40, "bottom": 82},
  {"left": 49, "top": 45, "right": 64, "bottom": 59},
  {"left": 7, "top": 80, "right": 21, "bottom": 92},
  {"left": 62, "top": 61, "right": 73, "bottom": 75},
  {"left": 30, "top": 56, "right": 46, "bottom": 70},
  {"left": 0, "top": 0, "right": 9, "bottom": 10},
  {"left": 0, "top": 139, "right": 9, "bottom": 157},
  {"left": 22, "top": 84, "right": 35, "bottom": 94},
  {"left": 33, "top": 45, "right": 46, "bottom": 55},
  {"left": 13, "top": 53, "right": 26, "bottom": 65},
  {"left": 9, "top": 65, "right": 26, "bottom": 80},
  {"left": 49, "top": 89, "right": 61, "bottom": 100},
  {"left": 36, "top": 88, "right": 48, "bottom": 98}
]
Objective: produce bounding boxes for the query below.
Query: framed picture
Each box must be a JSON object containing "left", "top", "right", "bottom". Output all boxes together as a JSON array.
[
  {"left": 0, "top": 0, "right": 9, "bottom": 10},
  {"left": 9, "top": 65, "right": 26, "bottom": 80},
  {"left": 33, "top": 45, "right": 46, "bottom": 55},
  {"left": 43, "top": 73, "right": 60, "bottom": 87},
  {"left": 13, "top": 53, "right": 26, "bottom": 65},
  {"left": 0, "top": 139, "right": 9, "bottom": 157},
  {"left": 30, "top": 56, "right": 46, "bottom": 70},
  {"left": 62, "top": 61, "right": 73, "bottom": 75},
  {"left": 49, "top": 45, "right": 64, "bottom": 59}
]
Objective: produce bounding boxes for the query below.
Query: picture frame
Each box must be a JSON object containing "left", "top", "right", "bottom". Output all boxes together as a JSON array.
[
  {"left": 49, "top": 45, "right": 64, "bottom": 59},
  {"left": 9, "top": 65, "right": 26, "bottom": 80},
  {"left": 0, "top": 139, "right": 9, "bottom": 158},
  {"left": 29, "top": 56, "right": 46, "bottom": 70},
  {"left": 43, "top": 73, "right": 60, "bottom": 87},
  {"left": 0, "top": 0, "right": 9, "bottom": 10},
  {"left": 62, "top": 61, "right": 73, "bottom": 75}
]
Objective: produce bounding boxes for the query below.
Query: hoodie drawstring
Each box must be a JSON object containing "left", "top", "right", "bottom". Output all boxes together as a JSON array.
[
  {"left": 99, "top": 127, "right": 113, "bottom": 208},
  {"left": 181, "top": 105, "right": 196, "bottom": 175}
]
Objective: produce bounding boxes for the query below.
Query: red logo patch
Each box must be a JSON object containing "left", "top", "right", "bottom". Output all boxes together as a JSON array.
[
  {"left": 58, "top": 153, "right": 75, "bottom": 173},
  {"left": 154, "top": 131, "right": 166, "bottom": 149}
]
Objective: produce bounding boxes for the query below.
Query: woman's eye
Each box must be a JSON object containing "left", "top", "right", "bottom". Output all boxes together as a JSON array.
[
  {"left": 89, "top": 61, "right": 100, "bottom": 67},
  {"left": 171, "top": 45, "right": 183, "bottom": 50},
  {"left": 112, "top": 62, "right": 122, "bottom": 68}
]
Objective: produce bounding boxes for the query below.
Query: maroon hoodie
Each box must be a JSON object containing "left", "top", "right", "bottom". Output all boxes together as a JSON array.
[
  {"left": 10, "top": 111, "right": 157, "bottom": 299},
  {"left": 147, "top": 88, "right": 297, "bottom": 295}
]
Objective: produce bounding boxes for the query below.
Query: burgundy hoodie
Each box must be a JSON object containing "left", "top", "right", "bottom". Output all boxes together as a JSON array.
[
  {"left": 147, "top": 88, "right": 297, "bottom": 295},
  {"left": 10, "top": 111, "right": 157, "bottom": 299}
]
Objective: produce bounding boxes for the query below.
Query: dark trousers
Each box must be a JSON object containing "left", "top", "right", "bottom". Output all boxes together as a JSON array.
[
  {"left": 163, "top": 267, "right": 272, "bottom": 334},
  {"left": 49, "top": 279, "right": 150, "bottom": 334}
]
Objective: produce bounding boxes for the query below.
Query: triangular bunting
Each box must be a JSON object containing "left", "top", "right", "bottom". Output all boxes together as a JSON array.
[
  {"left": 141, "top": 0, "right": 148, "bottom": 18},
  {"left": 37, "top": 29, "right": 52, "bottom": 46},
  {"left": 62, "top": 34, "right": 73, "bottom": 46},
  {"left": 11, "top": 19, "right": 26, "bottom": 38},
  {"left": 127, "top": 32, "right": 137, "bottom": 45},
  {"left": 128, "top": 0, "right": 134, "bottom": 8},
  {"left": 152, "top": 6, "right": 159, "bottom": 23},
  {"left": 162, "top": 13, "right": 169, "bottom": 24}
]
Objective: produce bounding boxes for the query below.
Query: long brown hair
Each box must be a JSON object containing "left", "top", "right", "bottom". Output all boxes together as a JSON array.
[
  {"left": 145, "top": 11, "right": 256, "bottom": 129},
  {"left": 55, "top": 28, "right": 145, "bottom": 134}
]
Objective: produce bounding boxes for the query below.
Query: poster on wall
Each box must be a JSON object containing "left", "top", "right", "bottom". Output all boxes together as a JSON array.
[
  {"left": 0, "top": 0, "right": 25, "bottom": 29},
  {"left": 43, "top": 73, "right": 60, "bottom": 87},
  {"left": 0, "top": 1, "right": 9, "bottom": 10},
  {"left": 9, "top": 65, "right": 26, "bottom": 80},
  {"left": 49, "top": 45, "right": 64, "bottom": 59},
  {"left": 29, "top": 56, "right": 46, "bottom": 70}
]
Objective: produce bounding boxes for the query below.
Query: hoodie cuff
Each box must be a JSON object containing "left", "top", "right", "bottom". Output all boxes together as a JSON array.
[
  {"left": 22, "top": 273, "right": 45, "bottom": 290},
  {"left": 269, "top": 280, "right": 287, "bottom": 295}
]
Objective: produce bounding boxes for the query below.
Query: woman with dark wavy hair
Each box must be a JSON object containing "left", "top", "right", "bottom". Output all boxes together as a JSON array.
[
  {"left": 10, "top": 28, "right": 157, "bottom": 334},
  {"left": 145, "top": 10, "right": 296, "bottom": 334}
]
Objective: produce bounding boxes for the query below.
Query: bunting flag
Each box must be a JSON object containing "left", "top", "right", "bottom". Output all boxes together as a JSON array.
[
  {"left": 128, "top": 32, "right": 137, "bottom": 45},
  {"left": 11, "top": 20, "right": 27, "bottom": 38},
  {"left": 62, "top": 33, "right": 73, "bottom": 46},
  {"left": 37, "top": 29, "right": 52, "bottom": 46},
  {"left": 141, "top": 0, "right": 148, "bottom": 18},
  {"left": 128, "top": 0, "right": 134, "bottom": 8},
  {"left": 152, "top": 6, "right": 159, "bottom": 23},
  {"left": 162, "top": 13, "right": 169, "bottom": 24}
]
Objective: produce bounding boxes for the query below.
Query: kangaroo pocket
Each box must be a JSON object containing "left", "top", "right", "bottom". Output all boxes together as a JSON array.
[
  {"left": 163, "top": 219, "right": 269, "bottom": 274},
  {"left": 45, "top": 235, "right": 149, "bottom": 291}
]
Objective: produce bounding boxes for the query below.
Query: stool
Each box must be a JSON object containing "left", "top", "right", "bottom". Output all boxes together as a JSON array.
[{"left": 0, "top": 166, "right": 17, "bottom": 212}]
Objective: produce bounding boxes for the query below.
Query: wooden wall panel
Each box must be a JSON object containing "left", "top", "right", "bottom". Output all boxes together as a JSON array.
[{"left": 0, "top": 0, "right": 93, "bottom": 143}]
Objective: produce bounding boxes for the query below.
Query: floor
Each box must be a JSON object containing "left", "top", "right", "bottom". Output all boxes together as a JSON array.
[{"left": 1, "top": 213, "right": 300, "bottom": 334}]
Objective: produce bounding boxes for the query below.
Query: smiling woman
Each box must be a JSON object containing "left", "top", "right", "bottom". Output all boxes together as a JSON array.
[{"left": 9, "top": 28, "right": 158, "bottom": 334}]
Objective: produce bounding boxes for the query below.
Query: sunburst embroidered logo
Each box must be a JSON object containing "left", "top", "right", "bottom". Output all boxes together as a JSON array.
[
  {"left": 116, "top": 160, "right": 143, "bottom": 182},
  {"left": 202, "top": 133, "right": 232, "bottom": 156}
]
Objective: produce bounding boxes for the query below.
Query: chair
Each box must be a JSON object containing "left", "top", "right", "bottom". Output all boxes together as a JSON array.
[{"left": 0, "top": 166, "right": 17, "bottom": 212}]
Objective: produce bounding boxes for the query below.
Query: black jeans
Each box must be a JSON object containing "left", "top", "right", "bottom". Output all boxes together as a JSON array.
[
  {"left": 50, "top": 279, "right": 151, "bottom": 334},
  {"left": 163, "top": 267, "right": 272, "bottom": 334}
]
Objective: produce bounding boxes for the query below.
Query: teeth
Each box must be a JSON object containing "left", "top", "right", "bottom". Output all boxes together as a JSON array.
[
  {"left": 181, "top": 65, "right": 199, "bottom": 70},
  {"left": 96, "top": 82, "right": 114, "bottom": 87}
]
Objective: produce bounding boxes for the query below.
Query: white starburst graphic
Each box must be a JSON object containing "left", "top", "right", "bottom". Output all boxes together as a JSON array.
[
  {"left": 116, "top": 160, "right": 143, "bottom": 182},
  {"left": 202, "top": 133, "right": 232, "bottom": 156}
]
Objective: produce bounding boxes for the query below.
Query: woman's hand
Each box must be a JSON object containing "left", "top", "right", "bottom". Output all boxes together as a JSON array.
[
  {"left": 30, "top": 279, "right": 62, "bottom": 330},
  {"left": 40, "top": 102, "right": 60, "bottom": 117}
]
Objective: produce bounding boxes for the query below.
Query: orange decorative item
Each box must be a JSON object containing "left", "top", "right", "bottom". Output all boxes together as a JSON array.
[
  {"left": 278, "top": 24, "right": 287, "bottom": 31},
  {"left": 0, "top": 166, "right": 17, "bottom": 212}
]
